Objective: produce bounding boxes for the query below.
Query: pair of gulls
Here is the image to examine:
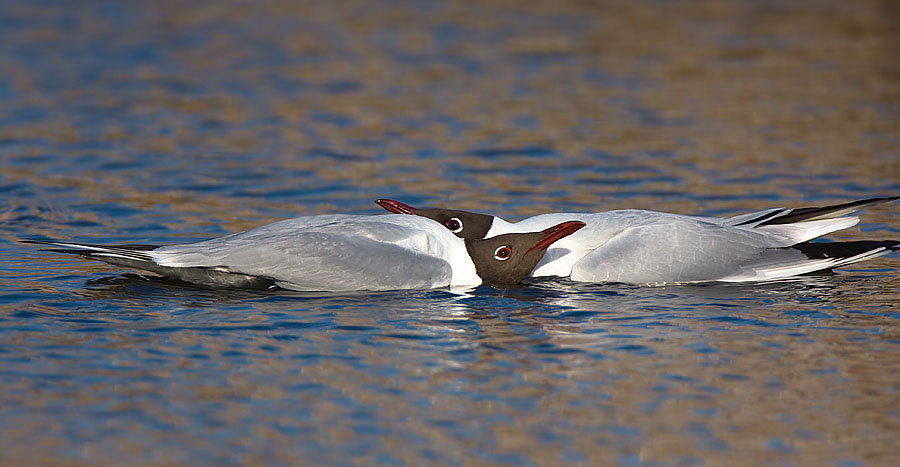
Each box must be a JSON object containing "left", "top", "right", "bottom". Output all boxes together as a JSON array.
[{"left": 27, "top": 196, "right": 899, "bottom": 292}]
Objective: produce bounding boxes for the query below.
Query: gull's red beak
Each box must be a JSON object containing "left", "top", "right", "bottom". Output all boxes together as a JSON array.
[
  {"left": 375, "top": 199, "right": 418, "bottom": 215},
  {"left": 526, "top": 221, "right": 586, "bottom": 255}
]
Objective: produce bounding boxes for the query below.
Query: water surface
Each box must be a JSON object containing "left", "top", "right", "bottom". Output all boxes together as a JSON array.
[{"left": 1, "top": 0, "right": 899, "bottom": 464}]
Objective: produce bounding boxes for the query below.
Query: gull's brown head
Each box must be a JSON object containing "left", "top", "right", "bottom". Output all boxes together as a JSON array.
[
  {"left": 463, "top": 221, "right": 585, "bottom": 285},
  {"left": 375, "top": 199, "right": 495, "bottom": 240}
]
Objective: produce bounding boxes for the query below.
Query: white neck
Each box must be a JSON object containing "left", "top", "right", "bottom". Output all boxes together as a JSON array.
[
  {"left": 484, "top": 217, "right": 515, "bottom": 238},
  {"left": 447, "top": 242, "right": 481, "bottom": 286},
  {"left": 387, "top": 215, "right": 483, "bottom": 288}
]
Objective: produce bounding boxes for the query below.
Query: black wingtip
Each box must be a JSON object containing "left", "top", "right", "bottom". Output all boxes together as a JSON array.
[
  {"left": 792, "top": 240, "right": 900, "bottom": 260},
  {"left": 757, "top": 196, "right": 899, "bottom": 226},
  {"left": 21, "top": 240, "right": 161, "bottom": 263},
  {"left": 21, "top": 239, "right": 160, "bottom": 250},
  {"left": 20, "top": 239, "right": 47, "bottom": 245}
]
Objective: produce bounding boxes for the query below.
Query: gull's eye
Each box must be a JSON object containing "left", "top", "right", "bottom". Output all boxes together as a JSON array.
[
  {"left": 493, "top": 246, "right": 512, "bottom": 261},
  {"left": 444, "top": 217, "right": 463, "bottom": 233}
]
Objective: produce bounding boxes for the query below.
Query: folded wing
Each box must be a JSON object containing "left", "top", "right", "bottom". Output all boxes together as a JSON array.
[{"left": 26, "top": 216, "right": 458, "bottom": 292}]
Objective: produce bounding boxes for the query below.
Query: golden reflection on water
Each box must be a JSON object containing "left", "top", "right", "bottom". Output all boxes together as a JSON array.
[
  {"left": 1, "top": 0, "right": 899, "bottom": 465},
  {"left": 2, "top": 0, "right": 897, "bottom": 220},
  {"left": 1, "top": 272, "right": 899, "bottom": 464}
]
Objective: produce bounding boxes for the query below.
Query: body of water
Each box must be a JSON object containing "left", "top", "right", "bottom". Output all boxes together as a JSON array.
[{"left": 1, "top": 0, "right": 898, "bottom": 464}]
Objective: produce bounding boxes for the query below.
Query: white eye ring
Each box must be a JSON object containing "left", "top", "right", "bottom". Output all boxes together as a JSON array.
[
  {"left": 493, "top": 245, "right": 512, "bottom": 261},
  {"left": 445, "top": 217, "right": 463, "bottom": 233}
]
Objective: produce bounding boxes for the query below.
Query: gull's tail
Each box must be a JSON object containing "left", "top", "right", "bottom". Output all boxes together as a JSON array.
[
  {"left": 721, "top": 240, "right": 899, "bottom": 282},
  {"left": 22, "top": 240, "right": 275, "bottom": 289}
]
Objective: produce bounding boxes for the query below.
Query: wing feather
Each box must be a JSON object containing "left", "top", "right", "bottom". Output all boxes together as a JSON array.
[
  {"left": 153, "top": 218, "right": 457, "bottom": 291},
  {"left": 569, "top": 219, "right": 774, "bottom": 284}
]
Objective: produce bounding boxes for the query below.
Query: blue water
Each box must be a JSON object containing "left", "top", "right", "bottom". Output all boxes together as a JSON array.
[{"left": 1, "top": 0, "right": 899, "bottom": 464}]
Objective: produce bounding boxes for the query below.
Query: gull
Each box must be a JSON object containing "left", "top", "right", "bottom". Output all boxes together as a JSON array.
[
  {"left": 376, "top": 196, "right": 899, "bottom": 284},
  {"left": 25, "top": 213, "right": 585, "bottom": 292}
]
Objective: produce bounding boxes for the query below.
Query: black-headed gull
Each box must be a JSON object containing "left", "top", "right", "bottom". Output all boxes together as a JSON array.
[
  {"left": 25, "top": 214, "right": 585, "bottom": 292},
  {"left": 376, "top": 197, "right": 899, "bottom": 284}
]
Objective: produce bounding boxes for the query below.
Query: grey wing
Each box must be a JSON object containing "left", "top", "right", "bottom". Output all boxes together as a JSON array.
[
  {"left": 197, "top": 214, "right": 363, "bottom": 243},
  {"left": 569, "top": 220, "right": 774, "bottom": 284},
  {"left": 154, "top": 221, "right": 454, "bottom": 292}
]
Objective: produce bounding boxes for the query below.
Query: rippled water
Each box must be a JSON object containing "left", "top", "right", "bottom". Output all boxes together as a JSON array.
[{"left": 2, "top": 0, "right": 899, "bottom": 464}]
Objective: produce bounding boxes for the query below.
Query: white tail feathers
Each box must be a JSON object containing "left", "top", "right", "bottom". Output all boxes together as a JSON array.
[
  {"left": 753, "top": 217, "right": 860, "bottom": 246},
  {"left": 721, "top": 244, "right": 894, "bottom": 282}
]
